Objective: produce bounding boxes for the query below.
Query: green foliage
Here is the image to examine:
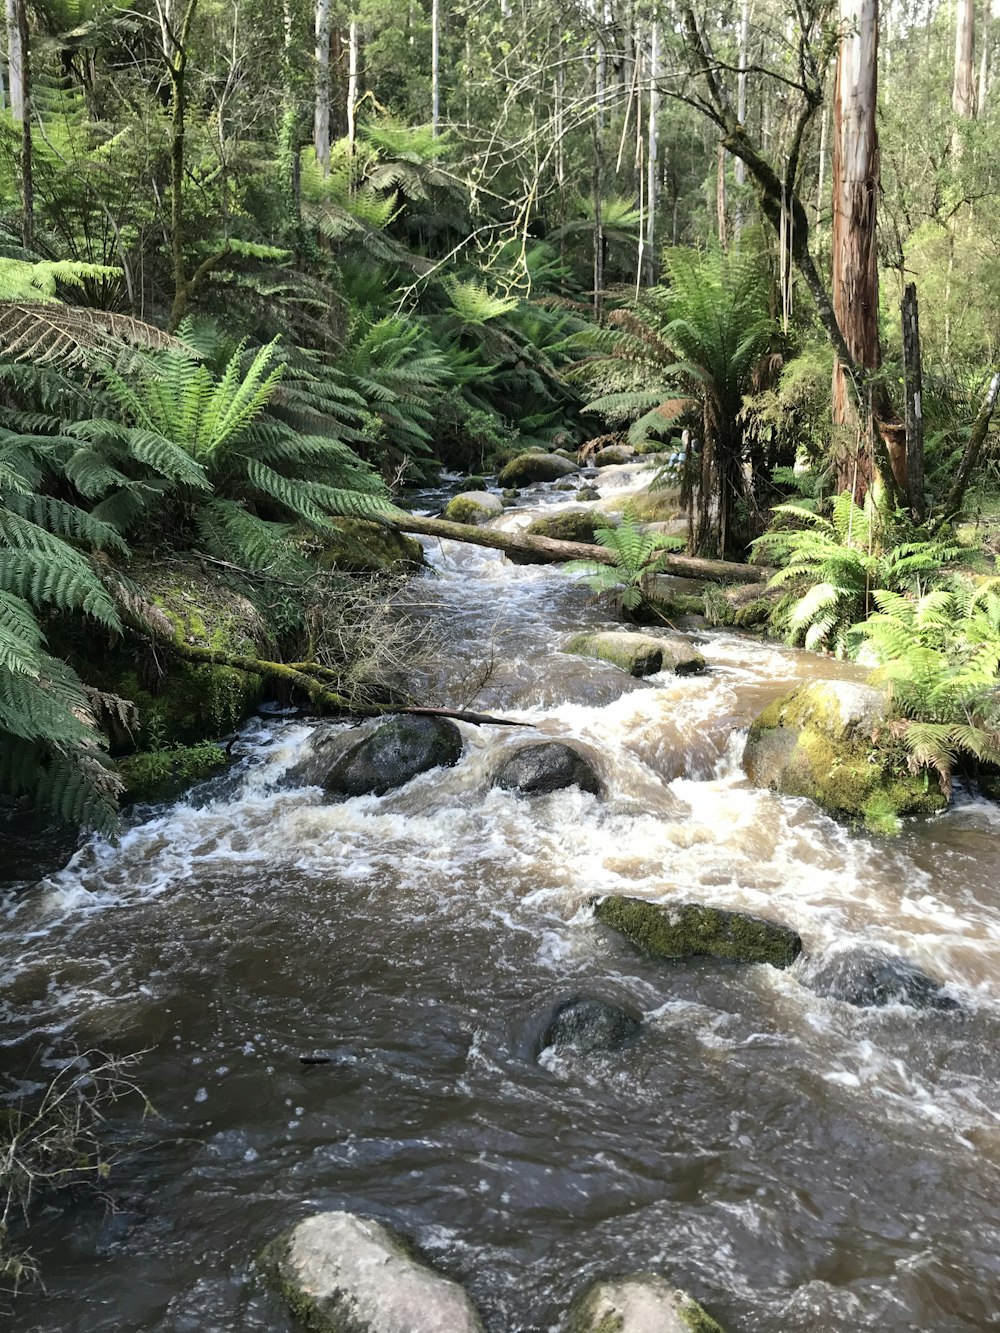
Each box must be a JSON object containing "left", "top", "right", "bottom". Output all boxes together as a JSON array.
[
  {"left": 852, "top": 582, "right": 1000, "bottom": 791},
  {"left": 754, "top": 489, "right": 967, "bottom": 655},
  {"left": 566, "top": 509, "right": 684, "bottom": 611}
]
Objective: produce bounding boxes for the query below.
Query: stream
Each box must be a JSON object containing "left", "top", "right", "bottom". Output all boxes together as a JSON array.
[{"left": 3, "top": 465, "right": 1000, "bottom": 1331}]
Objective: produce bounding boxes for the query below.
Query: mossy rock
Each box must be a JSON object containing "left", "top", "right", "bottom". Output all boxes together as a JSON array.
[
  {"left": 554, "top": 448, "right": 580, "bottom": 463},
  {"left": 566, "top": 631, "right": 705, "bottom": 677},
  {"left": 315, "top": 518, "right": 424, "bottom": 573},
  {"left": 568, "top": 1274, "right": 727, "bottom": 1333},
  {"left": 640, "top": 581, "right": 707, "bottom": 621},
  {"left": 259, "top": 1210, "right": 485, "bottom": 1333},
  {"left": 101, "top": 562, "right": 267, "bottom": 748},
  {"left": 576, "top": 486, "right": 600, "bottom": 501},
  {"left": 595, "top": 894, "right": 802, "bottom": 969},
  {"left": 743, "top": 680, "right": 948, "bottom": 833},
  {"left": 592, "top": 446, "right": 633, "bottom": 468},
  {"left": 117, "top": 744, "right": 229, "bottom": 805},
  {"left": 442, "top": 491, "right": 503, "bottom": 525},
  {"left": 463, "top": 474, "right": 488, "bottom": 489},
  {"left": 526, "top": 508, "right": 605, "bottom": 544},
  {"left": 605, "top": 488, "right": 681, "bottom": 523},
  {"left": 325, "top": 715, "right": 464, "bottom": 797},
  {"left": 498, "top": 452, "right": 579, "bottom": 486}
]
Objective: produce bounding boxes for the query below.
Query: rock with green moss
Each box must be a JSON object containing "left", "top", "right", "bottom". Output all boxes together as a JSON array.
[
  {"left": 498, "top": 452, "right": 579, "bottom": 486},
  {"left": 442, "top": 491, "right": 503, "bottom": 525},
  {"left": 259, "top": 1210, "right": 485, "bottom": 1333},
  {"left": 315, "top": 518, "right": 424, "bottom": 573},
  {"left": 555, "top": 448, "right": 580, "bottom": 463},
  {"left": 742, "top": 680, "right": 948, "bottom": 833},
  {"left": 103, "top": 562, "right": 266, "bottom": 747},
  {"left": 566, "top": 631, "right": 705, "bottom": 678},
  {"left": 526, "top": 508, "right": 605, "bottom": 544},
  {"left": 592, "top": 446, "right": 633, "bottom": 468},
  {"left": 608, "top": 489, "right": 680, "bottom": 524},
  {"left": 594, "top": 895, "right": 802, "bottom": 968},
  {"left": 568, "top": 1274, "right": 727, "bottom": 1333},
  {"left": 117, "top": 744, "right": 229, "bottom": 805},
  {"left": 576, "top": 486, "right": 600, "bottom": 501},
  {"left": 640, "top": 580, "right": 707, "bottom": 621},
  {"left": 702, "top": 582, "right": 779, "bottom": 629},
  {"left": 325, "top": 715, "right": 464, "bottom": 797}
]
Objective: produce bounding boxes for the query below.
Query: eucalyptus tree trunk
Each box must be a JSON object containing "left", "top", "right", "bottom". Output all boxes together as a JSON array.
[
  {"left": 314, "top": 0, "right": 332, "bottom": 174},
  {"left": 5, "top": 0, "right": 22, "bottom": 123},
  {"left": 953, "top": 0, "right": 976, "bottom": 120},
  {"left": 733, "top": 0, "right": 749, "bottom": 238},
  {"left": 831, "top": 0, "right": 886, "bottom": 495},
  {"left": 14, "top": 0, "right": 30, "bottom": 248},
  {"left": 978, "top": 0, "right": 991, "bottom": 112},
  {"left": 347, "top": 18, "right": 358, "bottom": 153},
  {"left": 645, "top": 21, "right": 659, "bottom": 284},
  {"left": 431, "top": 0, "right": 440, "bottom": 134},
  {"left": 901, "top": 283, "right": 925, "bottom": 522}
]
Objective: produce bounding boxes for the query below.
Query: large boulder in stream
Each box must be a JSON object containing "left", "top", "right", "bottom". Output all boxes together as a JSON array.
[
  {"left": 498, "top": 452, "right": 579, "bottom": 487},
  {"left": 594, "top": 895, "right": 802, "bottom": 969},
  {"left": 801, "top": 946, "right": 959, "bottom": 1011},
  {"left": 538, "top": 996, "right": 642, "bottom": 1056},
  {"left": 525, "top": 507, "right": 605, "bottom": 544},
  {"left": 566, "top": 631, "right": 705, "bottom": 678},
  {"left": 442, "top": 491, "right": 502, "bottom": 525},
  {"left": 259, "top": 1211, "right": 485, "bottom": 1333},
  {"left": 568, "top": 1274, "right": 726, "bottom": 1333},
  {"left": 324, "top": 716, "right": 463, "bottom": 797},
  {"left": 492, "top": 741, "right": 601, "bottom": 796},
  {"left": 742, "top": 681, "right": 948, "bottom": 833}
]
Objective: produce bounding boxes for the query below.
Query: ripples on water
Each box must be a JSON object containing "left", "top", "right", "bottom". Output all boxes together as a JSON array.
[{"left": 2, "top": 470, "right": 1000, "bottom": 1331}]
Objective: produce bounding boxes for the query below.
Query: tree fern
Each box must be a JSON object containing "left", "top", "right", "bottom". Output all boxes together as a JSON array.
[{"left": 566, "top": 509, "right": 684, "bottom": 611}]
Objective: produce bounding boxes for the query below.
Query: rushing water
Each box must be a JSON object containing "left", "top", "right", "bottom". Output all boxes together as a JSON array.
[{"left": 3, "top": 468, "right": 1000, "bottom": 1332}]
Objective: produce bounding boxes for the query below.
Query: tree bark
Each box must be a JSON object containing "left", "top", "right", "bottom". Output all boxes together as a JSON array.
[
  {"left": 385, "top": 513, "right": 771, "bottom": 582},
  {"left": 953, "top": 0, "right": 976, "bottom": 120},
  {"left": 314, "top": 0, "right": 332, "bottom": 173},
  {"left": 5, "top": 0, "right": 22, "bottom": 123},
  {"left": 645, "top": 21, "right": 659, "bottom": 283},
  {"left": 901, "top": 283, "right": 925, "bottom": 522},
  {"left": 831, "top": 0, "right": 883, "bottom": 496},
  {"left": 431, "top": 0, "right": 440, "bottom": 134},
  {"left": 347, "top": 18, "right": 358, "bottom": 153},
  {"left": 14, "top": 0, "right": 30, "bottom": 251}
]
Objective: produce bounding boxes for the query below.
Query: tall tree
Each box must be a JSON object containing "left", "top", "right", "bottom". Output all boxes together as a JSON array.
[{"left": 315, "top": 0, "right": 332, "bottom": 174}]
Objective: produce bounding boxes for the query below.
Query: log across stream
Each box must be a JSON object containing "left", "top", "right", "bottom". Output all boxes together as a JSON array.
[{"left": 2, "top": 465, "right": 1000, "bottom": 1332}]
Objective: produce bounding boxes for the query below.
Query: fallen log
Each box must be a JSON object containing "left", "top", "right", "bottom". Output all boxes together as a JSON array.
[{"left": 389, "top": 512, "right": 771, "bottom": 584}]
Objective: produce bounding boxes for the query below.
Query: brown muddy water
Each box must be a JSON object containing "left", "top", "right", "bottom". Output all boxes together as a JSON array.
[{"left": 2, "top": 467, "right": 1000, "bottom": 1332}]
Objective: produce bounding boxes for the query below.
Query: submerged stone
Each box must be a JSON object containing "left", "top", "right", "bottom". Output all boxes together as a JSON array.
[
  {"left": 568, "top": 1274, "right": 727, "bottom": 1333},
  {"left": 492, "top": 741, "right": 601, "bottom": 796},
  {"left": 443, "top": 491, "right": 502, "bottom": 525},
  {"left": 594, "top": 895, "right": 802, "bottom": 969},
  {"left": 566, "top": 631, "right": 705, "bottom": 678},
  {"left": 498, "top": 452, "right": 579, "bottom": 486},
  {"left": 539, "top": 996, "right": 642, "bottom": 1056},
  {"left": 325, "top": 716, "right": 463, "bottom": 797},
  {"left": 802, "top": 946, "right": 959, "bottom": 1011},
  {"left": 259, "top": 1210, "right": 485, "bottom": 1333},
  {"left": 742, "top": 680, "right": 948, "bottom": 834}
]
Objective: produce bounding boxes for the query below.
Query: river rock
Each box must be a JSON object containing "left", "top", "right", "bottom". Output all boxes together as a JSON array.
[
  {"left": 594, "top": 895, "right": 802, "bottom": 969},
  {"left": 576, "top": 486, "right": 600, "bottom": 501},
  {"left": 568, "top": 1274, "right": 726, "bottom": 1333},
  {"left": 591, "top": 445, "right": 634, "bottom": 467},
  {"left": 498, "top": 452, "right": 579, "bottom": 486},
  {"left": 566, "top": 631, "right": 705, "bottom": 678},
  {"left": 526, "top": 508, "right": 605, "bottom": 544},
  {"left": 325, "top": 716, "right": 463, "bottom": 797},
  {"left": 539, "top": 996, "right": 642, "bottom": 1056},
  {"left": 492, "top": 741, "right": 601, "bottom": 796},
  {"left": 442, "top": 491, "right": 503, "bottom": 525},
  {"left": 259, "top": 1211, "right": 485, "bottom": 1333},
  {"left": 742, "top": 680, "right": 948, "bottom": 833},
  {"left": 801, "top": 946, "right": 960, "bottom": 1011}
]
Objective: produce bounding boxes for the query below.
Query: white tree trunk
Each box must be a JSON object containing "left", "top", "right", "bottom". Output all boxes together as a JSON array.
[
  {"left": 347, "top": 18, "right": 358, "bottom": 153},
  {"left": 977, "top": 0, "right": 991, "bottom": 114},
  {"left": 6, "top": 0, "right": 23, "bottom": 123},
  {"left": 314, "top": 0, "right": 332, "bottom": 173},
  {"left": 645, "top": 21, "right": 659, "bottom": 283},
  {"left": 431, "top": 0, "right": 440, "bottom": 134},
  {"left": 734, "top": 0, "right": 750, "bottom": 230}
]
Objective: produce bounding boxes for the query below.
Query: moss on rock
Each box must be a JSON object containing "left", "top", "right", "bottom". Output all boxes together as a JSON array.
[
  {"left": 103, "top": 562, "right": 266, "bottom": 747},
  {"left": 702, "top": 582, "right": 780, "bottom": 629},
  {"left": 526, "top": 508, "right": 604, "bottom": 544},
  {"left": 743, "top": 680, "right": 948, "bottom": 833},
  {"left": 117, "top": 744, "right": 229, "bottom": 804},
  {"left": 315, "top": 518, "right": 424, "bottom": 573},
  {"left": 594, "top": 895, "right": 802, "bottom": 968},
  {"left": 498, "top": 452, "right": 579, "bottom": 486},
  {"left": 592, "top": 446, "right": 632, "bottom": 467},
  {"left": 442, "top": 491, "right": 502, "bottom": 525}
]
